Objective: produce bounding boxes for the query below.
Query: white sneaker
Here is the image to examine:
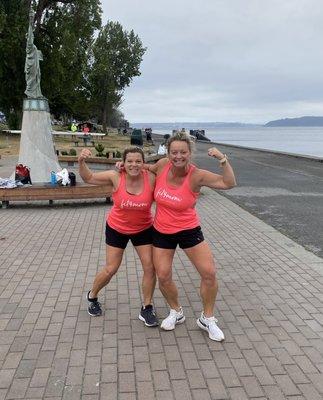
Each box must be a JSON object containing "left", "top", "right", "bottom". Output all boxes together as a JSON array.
[
  {"left": 197, "top": 312, "right": 225, "bottom": 341},
  {"left": 161, "top": 308, "right": 185, "bottom": 330}
]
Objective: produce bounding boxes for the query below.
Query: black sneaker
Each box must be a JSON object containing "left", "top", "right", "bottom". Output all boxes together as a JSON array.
[
  {"left": 139, "top": 304, "right": 159, "bottom": 327},
  {"left": 86, "top": 291, "right": 102, "bottom": 317}
]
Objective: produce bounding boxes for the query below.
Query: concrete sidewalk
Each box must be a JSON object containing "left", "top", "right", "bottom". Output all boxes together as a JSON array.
[{"left": 0, "top": 188, "right": 323, "bottom": 400}]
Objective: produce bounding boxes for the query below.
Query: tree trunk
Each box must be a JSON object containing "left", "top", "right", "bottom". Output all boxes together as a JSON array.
[{"left": 102, "top": 105, "right": 107, "bottom": 133}]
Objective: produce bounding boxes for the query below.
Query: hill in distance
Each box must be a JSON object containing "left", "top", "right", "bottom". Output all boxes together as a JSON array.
[
  {"left": 265, "top": 116, "right": 323, "bottom": 127},
  {"left": 133, "top": 116, "right": 323, "bottom": 129}
]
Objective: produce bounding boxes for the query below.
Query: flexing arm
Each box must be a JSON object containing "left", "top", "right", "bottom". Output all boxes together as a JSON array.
[
  {"left": 78, "top": 149, "right": 118, "bottom": 186},
  {"left": 145, "top": 157, "right": 168, "bottom": 175},
  {"left": 195, "top": 147, "right": 236, "bottom": 190}
]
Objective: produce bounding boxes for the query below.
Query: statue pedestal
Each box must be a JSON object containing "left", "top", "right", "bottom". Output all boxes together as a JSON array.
[{"left": 17, "top": 98, "right": 60, "bottom": 183}]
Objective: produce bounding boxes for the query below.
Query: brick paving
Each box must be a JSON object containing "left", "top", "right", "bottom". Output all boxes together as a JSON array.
[{"left": 0, "top": 187, "right": 323, "bottom": 399}]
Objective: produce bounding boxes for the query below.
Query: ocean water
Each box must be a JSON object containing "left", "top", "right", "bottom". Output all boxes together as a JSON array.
[{"left": 152, "top": 126, "right": 323, "bottom": 158}]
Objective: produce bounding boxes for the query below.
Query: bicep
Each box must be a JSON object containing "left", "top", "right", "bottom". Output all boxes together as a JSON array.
[
  {"left": 199, "top": 170, "right": 229, "bottom": 190},
  {"left": 155, "top": 157, "right": 169, "bottom": 174},
  {"left": 87, "top": 170, "right": 117, "bottom": 186}
]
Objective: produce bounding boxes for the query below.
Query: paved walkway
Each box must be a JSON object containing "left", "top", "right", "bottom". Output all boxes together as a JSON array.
[{"left": 0, "top": 187, "right": 323, "bottom": 400}]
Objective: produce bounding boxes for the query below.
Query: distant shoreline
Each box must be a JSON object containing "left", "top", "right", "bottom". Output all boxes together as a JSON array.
[
  {"left": 134, "top": 116, "right": 323, "bottom": 128},
  {"left": 152, "top": 131, "right": 323, "bottom": 163}
]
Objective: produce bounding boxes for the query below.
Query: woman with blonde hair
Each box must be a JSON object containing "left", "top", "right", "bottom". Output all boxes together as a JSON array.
[{"left": 148, "top": 132, "right": 236, "bottom": 341}]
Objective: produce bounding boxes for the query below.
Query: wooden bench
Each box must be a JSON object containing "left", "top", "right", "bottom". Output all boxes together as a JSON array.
[{"left": 0, "top": 183, "right": 113, "bottom": 208}]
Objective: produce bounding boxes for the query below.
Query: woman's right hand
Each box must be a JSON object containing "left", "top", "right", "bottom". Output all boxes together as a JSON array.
[{"left": 78, "top": 148, "right": 92, "bottom": 162}]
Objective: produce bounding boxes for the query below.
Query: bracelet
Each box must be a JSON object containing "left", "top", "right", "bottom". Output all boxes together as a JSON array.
[{"left": 219, "top": 154, "right": 228, "bottom": 165}]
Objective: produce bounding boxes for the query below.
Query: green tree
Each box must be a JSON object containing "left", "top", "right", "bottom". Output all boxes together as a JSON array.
[
  {"left": 0, "top": 0, "right": 101, "bottom": 127},
  {"left": 0, "top": 1, "right": 29, "bottom": 128},
  {"left": 89, "top": 21, "right": 146, "bottom": 132},
  {"left": 0, "top": 5, "right": 5, "bottom": 30},
  {"left": 34, "top": 0, "right": 102, "bottom": 119}
]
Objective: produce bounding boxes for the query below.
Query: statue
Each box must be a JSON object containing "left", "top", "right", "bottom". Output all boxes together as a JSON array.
[
  {"left": 16, "top": 6, "right": 60, "bottom": 183},
  {"left": 24, "top": 9, "right": 44, "bottom": 98}
]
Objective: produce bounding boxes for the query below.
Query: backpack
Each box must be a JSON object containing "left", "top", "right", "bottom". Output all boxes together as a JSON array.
[{"left": 15, "top": 164, "right": 32, "bottom": 185}]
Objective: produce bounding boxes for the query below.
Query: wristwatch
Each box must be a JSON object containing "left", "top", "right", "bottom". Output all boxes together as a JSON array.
[{"left": 219, "top": 154, "right": 228, "bottom": 165}]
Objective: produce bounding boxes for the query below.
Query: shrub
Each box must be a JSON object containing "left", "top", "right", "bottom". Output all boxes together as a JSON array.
[
  {"left": 95, "top": 143, "right": 105, "bottom": 157},
  {"left": 69, "top": 148, "right": 77, "bottom": 156},
  {"left": 0, "top": 122, "right": 8, "bottom": 131},
  {"left": 115, "top": 150, "right": 122, "bottom": 158},
  {"left": 61, "top": 150, "right": 68, "bottom": 155}
]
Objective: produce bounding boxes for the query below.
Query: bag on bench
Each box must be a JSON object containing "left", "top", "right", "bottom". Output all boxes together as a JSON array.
[
  {"left": 68, "top": 172, "right": 76, "bottom": 186},
  {"left": 15, "top": 164, "right": 32, "bottom": 185}
]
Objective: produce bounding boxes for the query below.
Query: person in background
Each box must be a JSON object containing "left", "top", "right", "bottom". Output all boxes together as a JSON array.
[
  {"left": 83, "top": 124, "right": 90, "bottom": 134},
  {"left": 71, "top": 122, "right": 77, "bottom": 133},
  {"left": 147, "top": 132, "right": 236, "bottom": 341},
  {"left": 78, "top": 147, "right": 159, "bottom": 327}
]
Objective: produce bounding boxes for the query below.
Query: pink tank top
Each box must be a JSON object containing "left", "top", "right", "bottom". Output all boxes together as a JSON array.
[
  {"left": 154, "top": 162, "right": 200, "bottom": 234},
  {"left": 107, "top": 170, "right": 153, "bottom": 234}
]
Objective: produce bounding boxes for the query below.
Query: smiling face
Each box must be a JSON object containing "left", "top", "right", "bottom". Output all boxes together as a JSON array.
[
  {"left": 168, "top": 140, "right": 191, "bottom": 168},
  {"left": 124, "top": 152, "right": 144, "bottom": 176}
]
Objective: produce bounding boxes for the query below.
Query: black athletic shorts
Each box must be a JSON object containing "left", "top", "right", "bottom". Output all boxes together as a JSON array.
[
  {"left": 152, "top": 226, "right": 205, "bottom": 249},
  {"left": 105, "top": 223, "right": 153, "bottom": 249}
]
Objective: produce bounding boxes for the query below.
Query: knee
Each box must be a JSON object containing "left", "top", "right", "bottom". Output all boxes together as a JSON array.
[
  {"left": 201, "top": 269, "right": 217, "bottom": 287},
  {"left": 142, "top": 264, "right": 156, "bottom": 279},
  {"left": 157, "top": 269, "right": 172, "bottom": 286},
  {"left": 102, "top": 265, "right": 117, "bottom": 280}
]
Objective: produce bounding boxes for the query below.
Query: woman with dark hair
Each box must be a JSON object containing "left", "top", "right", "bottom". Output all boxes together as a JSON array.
[
  {"left": 147, "top": 132, "right": 236, "bottom": 341},
  {"left": 78, "top": 147, "right": 158, "bottom": 326}
]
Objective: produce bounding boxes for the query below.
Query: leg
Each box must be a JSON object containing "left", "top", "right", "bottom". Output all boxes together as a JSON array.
[
  {"left": 153, "top": 246, "right": 180, "bottom": 310},
  {"left": 154, "top": 246, "right": 185, "bottom": 330},
  {"left": 184, "top": 241, "right": 224, "bottom": 341},
  {"left": 134, "top": 244, "right": 156, "bottom": 306},
  {"left": 183, "top": 241, "right": 218, "bottom": 317},
  {"left": 136, "top": 244, "right": 159, "bottom": 327},
  {"left": 89, "top": 245, "right": 124, "bottom": 298}
]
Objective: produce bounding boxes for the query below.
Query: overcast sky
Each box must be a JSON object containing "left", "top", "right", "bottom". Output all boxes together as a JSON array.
[{"left": 101, "top": 0, "right": 323, "bottom": 124}]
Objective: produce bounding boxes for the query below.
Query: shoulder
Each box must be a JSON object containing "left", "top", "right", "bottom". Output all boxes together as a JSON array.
[
  {"left": 108, "top": 170, "right": 121, "bottom": 186},
  {"left": 190, "top": 166, "right": 203, "bottom": 180},
  {"left": 190, "top": 167, "right": 208, "bottom": 189},
  {"left": 156, "top": 157, "right": 169, "bottom": 174},
  {"left": 156, "top": 157, "right": 169, "bottom": 167},
  {"left": 106, "top": 169, "right": 120, "bottom": 178}
]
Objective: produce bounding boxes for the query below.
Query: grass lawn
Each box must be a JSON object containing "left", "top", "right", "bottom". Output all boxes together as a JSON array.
[{"left": 0, "top": 132, "right": 155, "bottom": 158}]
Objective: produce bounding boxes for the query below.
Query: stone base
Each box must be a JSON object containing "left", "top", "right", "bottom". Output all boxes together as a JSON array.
[
  {"left": 23, "top": 98, "right": 50, "bottom": 112},
  {"left": 17, "top": 102, "right": 60, "bottom": 183}
]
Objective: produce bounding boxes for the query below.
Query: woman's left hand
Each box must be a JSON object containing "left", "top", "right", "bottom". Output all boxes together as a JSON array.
[
  {"left": 208, "top": 147, "right": 224, "bottom": 160},
  {"left": 115, "top": 161, "right": 124, "bottom": 171}
]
